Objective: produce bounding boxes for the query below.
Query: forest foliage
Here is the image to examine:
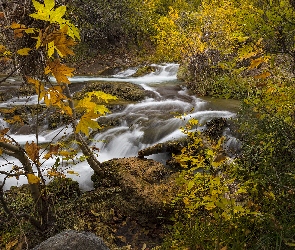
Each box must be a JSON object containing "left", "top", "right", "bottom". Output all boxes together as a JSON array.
[
  {"left": 149, "top": 0, "right": 295, "bottom": 249},
  {"left": 1, "top": 0, "right": 295, "bottom": 249}
]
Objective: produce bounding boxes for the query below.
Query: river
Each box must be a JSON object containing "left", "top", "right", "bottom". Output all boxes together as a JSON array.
[{"left": 0, "top": 63, "right": 239, "bottom": 190}]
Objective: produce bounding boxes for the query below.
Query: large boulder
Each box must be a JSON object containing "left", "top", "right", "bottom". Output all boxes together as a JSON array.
[{"left": 32, "top": 230, "right": 109, "bottom": 250}]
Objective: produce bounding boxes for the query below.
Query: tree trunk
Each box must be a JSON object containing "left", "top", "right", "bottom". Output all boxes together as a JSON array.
[{"left": 0, "top": 141, "right": 49, "bottom": 230}]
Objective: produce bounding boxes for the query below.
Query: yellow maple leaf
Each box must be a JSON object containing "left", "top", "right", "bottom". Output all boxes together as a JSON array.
[
  {"left": 90, "top": 91, "right": 118, "bottom": 103},
  {"left": 63, "top": 21, "right": 81, "bottom": 41},
  {"left": 76, "top": 91, "right": 116, "bottom": 115},
  {"left": 27, "top": 173, "right": 40, "bottom": 184},
  {"left": 75, "top": 110, "right": 101, "bottom": 136},
  {"left": 30, "top": 0, "right": 80, "bottom": 41},
  {"left": 45, "top": 59, "right": 74, "bottom": 84},
  {"left": 42, "top": 26, "right": 76, "bottom": 58},
  {"left": 54, "top": 33, "right": 76, "bottom": 57},
  {"left": 30, "top": 0, "right": 66, "bottom": 24}
]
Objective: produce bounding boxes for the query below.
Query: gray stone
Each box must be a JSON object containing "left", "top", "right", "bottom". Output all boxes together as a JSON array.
[{"left": 32, "top": 230, "right": 110, "bottom": 250}]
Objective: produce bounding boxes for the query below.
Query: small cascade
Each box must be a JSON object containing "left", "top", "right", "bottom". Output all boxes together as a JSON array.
[{"left": 0, "top": 63, "right": 239, "bottom": 190}]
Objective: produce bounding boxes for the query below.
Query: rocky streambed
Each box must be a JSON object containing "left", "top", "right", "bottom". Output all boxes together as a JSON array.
[{"left": 0, "top": 63, "right": 240, "bottom": 249}]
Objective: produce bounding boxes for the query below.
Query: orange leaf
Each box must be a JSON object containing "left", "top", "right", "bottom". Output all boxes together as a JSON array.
[
  {"left": 47, "top": 170, "right": 65, "bottom": 178},
  {"left": 0, "top": 128, "right": 9, "bottom": 135},
  {"left": 43, "top": 144, "right": 59, "bottom": 159},
  {"left": 46, "top": 59, "right": 74, "bottom": 84},
  {"left": 25, "top": 141, "right": 40, "bottom": 162},
  {"left": 10, "top": 22, "right": 26, "bottom": 29},
  {"left": 249, "top": 57, "right": 265, "bottom": 69},
  {"left": 11, "top": 22, "right": 27, "bottom": 38},
  {"left": 254, "top": 71, "right": 271, "bottom": 79}
]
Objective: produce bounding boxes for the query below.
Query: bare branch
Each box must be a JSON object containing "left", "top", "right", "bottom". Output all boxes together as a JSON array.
[{"left": 0, "top": 170, "right": 24, "bottom": 177}]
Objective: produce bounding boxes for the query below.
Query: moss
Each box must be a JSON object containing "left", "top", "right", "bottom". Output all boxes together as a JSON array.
[
  {"left": 73, "top": 81, "right": 147, "bottom": 102},
  {"left": 131, "top": 65, "right": 156, "bottom": 77},
  {"left": 47, "top": 178, "right": 81, "bottom": 201}
]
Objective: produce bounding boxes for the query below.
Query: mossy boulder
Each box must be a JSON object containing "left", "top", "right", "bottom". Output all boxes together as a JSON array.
[
  {"left": 131, "top": 65, "right": 157, "bottom": 77},
  {"left": 92, "top": 157, "right": 177, "bottom": 218},
  {"left": 73, "top": 81, "right": 148, "bottom": 102}
]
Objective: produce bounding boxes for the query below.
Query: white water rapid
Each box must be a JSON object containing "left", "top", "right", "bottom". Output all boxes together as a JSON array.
[{"left": 0, "top": 63, "right": 238, "bottom": 190}]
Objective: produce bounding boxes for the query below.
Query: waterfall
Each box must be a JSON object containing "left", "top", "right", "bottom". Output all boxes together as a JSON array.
[{"left": 0, "top": 63, "right": 238, "bottom": 190}]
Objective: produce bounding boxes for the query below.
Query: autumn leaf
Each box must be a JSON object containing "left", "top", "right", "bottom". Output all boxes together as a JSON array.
[
  {"left": 0, "top": 45, "right": 6, "bottom": 53},
  {"left": 63, "top": 20, "right": 81, "bottom": 41},
  {"left": 43, "top": 144, "right": 59, "bottom": 159},
  {"left": 254, "top": 71, "right": 271, "bottom": 79},
  {"left": 10, "top": 22, "right": 27, "bottom": 38},
  {"left": 25, "top": 141, "right": 40, "bottom": 162},
  {"left": 249, "top": 57, "right": 268, "bottom": 69},
  {"left": 44, "top": 86, "right": 65, "bottom": 105},
  {"left": 45, "top": 59, "right": 74, "bottom": 84},
  {"left": 47, "top": 170, "right": 65, "bottom": 178},
  {"left": 27, "top": 173, "right": 40, "bottom": 184},
  {"left": 53, "top": 26, "right": 76, "bottom": 57},
  {"left": 0, "top": 12, "right": 4, "bottom": 19},
  {"left": 24, "top": 28, "right": 38, "bottom": 34},
  {"left": 75, "top": 110, "right": 101, "bottom": 136},
  {"left": 91, "top": 91, "right": 118, "bottom": 103},
  {"left": 42, "top": 86, "right": 73, "bottom": 115},
  {"left": 17, "top": 48, "right": 32, "bottom": 56},
  {"left": 30, "top": 0, "right": 80, "bottom": 41},
  {"left": 30, "top": 0, "right": 66, "bottom": 24},
  {"left": 41, "top": 26, "right": 76, "bottom": 58},
  {"left": 5, "top": 239, "right": 18, "bottom": 250},
  {"left": 76, "top": 91, "right": 117, "bottom": 114},
  {"left": 10, "top": 22, "right": 26, "bottom": 29},
  {"left": 4, "top": 115, "right": 23, "bottom": 124},
  {"left": 67, "top": 170, "right": 79, "bottom": 176},
  {"left": 27, "top": 77, "right": 45, "bottom": 100}
]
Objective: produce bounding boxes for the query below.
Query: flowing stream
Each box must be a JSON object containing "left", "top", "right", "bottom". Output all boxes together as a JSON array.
[{"left": 0, "top": 63, "right": 239, "bottom": 190}]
